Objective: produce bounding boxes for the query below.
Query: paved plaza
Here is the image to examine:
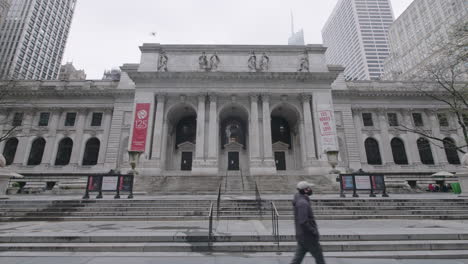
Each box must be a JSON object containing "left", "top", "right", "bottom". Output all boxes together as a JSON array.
[{"left": 0, "top": 255, "right": 468, "bottom": 264}]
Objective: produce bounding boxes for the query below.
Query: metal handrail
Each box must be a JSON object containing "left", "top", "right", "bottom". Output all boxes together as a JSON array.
[
  {"left": 208, "top": 202, "right": 214, "bottom": 249},
  {"left": 271, "top": 201, "right": 280, "bottom": 251},
  {"left": 239, "top": 165, "right": 244, "bottom": 192},
  {"left": 224, "top": 169, "right": 228, "bottom": 192},
  {"left": 216, "top": 182, "right": 222, "bottom": 219},
  {"left": 254, "top": 179, "right": 262, "bottom": 215}
]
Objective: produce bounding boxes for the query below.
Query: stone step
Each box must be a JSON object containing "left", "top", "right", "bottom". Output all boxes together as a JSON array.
[
  {"left": 0, "top": 240, "right": 467, "bottom": 252},
  {"left": 1, "top": 233, "right": 465, "bottom": 243},
  {"left": 2, "top": 208, "right": 466, "bottom": 217},
  {"left": 0, "top": 250, "right": 467, "bottom": 259},
  {"left": 2, "top": 214, "right": 468, "bottom": 222}
]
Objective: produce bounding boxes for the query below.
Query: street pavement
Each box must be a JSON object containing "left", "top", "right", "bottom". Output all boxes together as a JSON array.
[{"left": 0, "top": 255, "right": 468, "bottom": 264}]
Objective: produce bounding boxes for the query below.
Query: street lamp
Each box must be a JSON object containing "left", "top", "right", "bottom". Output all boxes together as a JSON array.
[
  {"left": 128, "top": 151, "right": 143, "bottom": 171},
  {"left": 127, "top": 150, "right": 142, "bottom": 199}
]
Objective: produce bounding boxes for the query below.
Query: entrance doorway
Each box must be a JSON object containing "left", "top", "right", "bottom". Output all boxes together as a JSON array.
[
  {"left": 181, "top": 152, "right": 193, "bottom": 171},
  {"left": 274, "top": 151, "right": 286, "bottom": 170},
  {"left": 228, "top": 152, "right": 239, "bottom": 171}
]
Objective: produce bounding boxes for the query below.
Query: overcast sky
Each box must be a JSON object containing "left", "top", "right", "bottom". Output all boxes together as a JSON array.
[{"left": 63, "top": 0, "right": 414, "bottom": 79}]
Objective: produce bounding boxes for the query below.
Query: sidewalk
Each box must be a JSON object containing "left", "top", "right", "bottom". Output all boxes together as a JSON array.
[{"left": 0, "top": 254, "right": 468, "bottom": 264}]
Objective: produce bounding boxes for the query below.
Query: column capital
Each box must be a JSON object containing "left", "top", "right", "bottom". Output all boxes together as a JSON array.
[
  {"left": 103, "top": 108, "right": 113, "bottom": 115},
  {"left": 198, "top": 94, "right": 206, "bottom": 102},
  {"left": 77, "top": 108, "right": 88, "bottom": 115},
  {"left": 300, "top": 94, "right": 311, "bottom": 103},
  {"left": 249, "top": 94, "right": 259, "bottom": 102},
  {"left": 156, "top": 93, "right": 167, "bottom": 102},
  {"left": 208, "top": 93, "right": 217, "bottom": 102},
  {"left": 261, "top": 94, "right": 270, "bottom": 102}
]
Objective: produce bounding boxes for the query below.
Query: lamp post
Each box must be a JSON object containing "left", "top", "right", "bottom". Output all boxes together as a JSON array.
[{"left": 127, "top": 150, "right": 142, "bottom": 199}]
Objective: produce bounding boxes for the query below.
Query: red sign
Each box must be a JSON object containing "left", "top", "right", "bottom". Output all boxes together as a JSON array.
[{"left": 130, "top": 103, "right": 150, "bottom": 151}]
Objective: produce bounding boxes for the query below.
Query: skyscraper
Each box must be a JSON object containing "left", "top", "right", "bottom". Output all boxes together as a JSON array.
[
  {"left": 0, "top": 0, "right": 77, "bottom": 80},
  {"left": 0, "top": 0, "right": 11, "bottom": 27},
  {"left": 383, "top": 0, "right": 467, "bottom": 80},
  {"left": 322, "top": 0, "right": 394, "bottom": 80},
  {"left": 288, "top": 12, "right": 305, "bottom": 45}
]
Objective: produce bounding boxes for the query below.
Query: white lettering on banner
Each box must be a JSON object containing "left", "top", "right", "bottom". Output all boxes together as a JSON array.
[
  {"left": 317, "top": 106, "right": 338, "bottom": 153},
  {"left": 102, "top": 176, "right": 118, "bottom": 191}
]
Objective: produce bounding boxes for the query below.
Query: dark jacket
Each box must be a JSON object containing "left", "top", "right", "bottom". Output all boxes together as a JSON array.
[{"left": 293, "top": 192, "right": 319, "bottom": 243}]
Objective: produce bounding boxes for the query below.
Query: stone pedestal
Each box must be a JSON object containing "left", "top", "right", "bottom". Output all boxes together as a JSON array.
[
  {"left": 458, "top": 171, "right": 468, "bottom": 197},
  {"left": 459, "top": 154, "right": 468, "bottom": 197},
  {"left": 0, "top": 169, "right": 23, "bottom": 199}
]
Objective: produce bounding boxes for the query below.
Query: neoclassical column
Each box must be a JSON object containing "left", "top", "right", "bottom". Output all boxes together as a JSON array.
[
  {"left": 427, "top": 109, "right": 447, "bottom": 164},
  {"left": 352, "top": 108, "right": 368, "bottom": 164},
  {"left": 249, "top": 94, "right": 260, "bottom": 160},
  {"left": 402, "top": 110, "right": 417, "bottom": 164},
  {"left": 70, "top": 109, "right": 88, "bottom": 165},
  {"left": 207, "top": 94, "right": 218, "bottom": 160},
  {"left": 98, "top": 108, "right": 113, "bottom": 164},
  {"left": 195, "top": 95, "right": 206, "bottom": 161},
  {"left": 377, "top": 109, "right": 393, "bottom": 164},
  {"left": 261, "top": 94, "right": 274, "bottom": 161},
  {"left": 151, "top": 94, "right": 166, "bottom": 161},
  {"left": 301, "top": 94, "right": 316, "bottom": 160}
]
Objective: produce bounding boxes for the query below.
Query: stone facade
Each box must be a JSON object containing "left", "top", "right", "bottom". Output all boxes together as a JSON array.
[{"left": 0, "top": 44, "right": 466, "bottom": 194}]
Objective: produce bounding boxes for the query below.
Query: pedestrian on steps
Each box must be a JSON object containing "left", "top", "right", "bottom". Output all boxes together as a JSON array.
[{"left": 290, "top": 181, "right": 326, "bottom": 264}]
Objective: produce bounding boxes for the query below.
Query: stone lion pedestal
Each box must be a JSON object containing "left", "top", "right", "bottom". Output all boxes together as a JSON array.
[
  {"left": 0, "top": 154, "right": 23, "bottom": 199},
  {"left": 458, "top": 154, "right": 468, "bottom": 198}
]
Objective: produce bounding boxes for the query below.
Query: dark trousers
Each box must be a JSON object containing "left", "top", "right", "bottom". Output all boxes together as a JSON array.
[{"left": 290, "top": 239, "right": 326, "bottom": 264}]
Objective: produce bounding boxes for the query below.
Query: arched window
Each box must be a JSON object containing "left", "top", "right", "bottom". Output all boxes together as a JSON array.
[
  {"left": 391, "top": 138, "right": 408, "bottom": 165},
  {"left": 175, "top": 116, "right": 197, "bottom": 147},
  {"left": 365, "top": 138, "right": 382, "bottom": 165},
  {"left": 27, "top": 137, "right": 46, "bottom": 166},
  {"left": 443, "top": 137, "right": 460, "bottom": 164},
  {"left": 82, "top": 138, "right": 100, "bottom": 166},
  {"left": 271, "top": 117, "right": 291, "bottom": 146},
  {"left": 417, "top": 138, "right": 434, "bottom": 165},
  {"left": 2, "top": 138, "right": 18, "bottom": 165},
  {"left": 55, "top": 138, "right": 73, "bottom": 166}
]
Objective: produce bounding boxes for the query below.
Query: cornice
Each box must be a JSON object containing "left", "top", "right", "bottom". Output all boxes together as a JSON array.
[
  {"left": 127, "top": 71, "right": 340, "bottom": 83},
  {"left": 332, "top": 89, "right": 448, "bottom": 98},
  {"left": 139, "top": 43, "right": 327, "bottom": 54}
]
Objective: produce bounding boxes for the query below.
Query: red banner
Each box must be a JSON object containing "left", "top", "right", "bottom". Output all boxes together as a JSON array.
[{"left": 130, "top": 103, "right": 150, "bottom": 151}]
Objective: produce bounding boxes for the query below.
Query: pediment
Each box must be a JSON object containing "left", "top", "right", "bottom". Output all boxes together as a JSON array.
[
  {"left": 272, "top": 141, "right": 290, "bottom": 150},
  {"left": 224, "top": 141, "right": 243, "bottom": 150},
  {"left": 177, "top": 141, "right": 195, "bottom": 150}
]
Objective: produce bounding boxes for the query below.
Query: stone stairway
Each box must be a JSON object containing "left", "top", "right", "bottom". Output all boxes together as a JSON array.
[
  {"left": 224, "top": 171, "right": 244, "bottom": 194},
  {"left": 0, "top": 231, "right": 468, "bottom": 259},
  {"left": 0, "top": 197, "right": 468, "bottom": 258},
  {"left": 1, "top": 198, "right": 468, "bottom": 221}
]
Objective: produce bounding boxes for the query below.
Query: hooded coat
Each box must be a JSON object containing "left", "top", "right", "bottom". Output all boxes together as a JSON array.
[{"left": 292, "top": 192, "right": 319, "bottom": 243}]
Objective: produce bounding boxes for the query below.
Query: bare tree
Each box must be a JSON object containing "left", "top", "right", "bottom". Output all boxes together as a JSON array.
[
  {"left": 398, "top": 21, "right": 468, "bottom": 154},
  {"left": 0, "top": 81, "right": 20, "bottom": 143}
]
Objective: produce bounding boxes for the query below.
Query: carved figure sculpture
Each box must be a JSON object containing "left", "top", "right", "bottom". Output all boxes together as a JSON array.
[
  {"left": 199, "top": 52, "right": 209, "bottom": 71},
  {"left": 259, "top": 52, "right": 270, "bottom": 71},
  {"left": 210, "top": 52, "right": 220, "bottom": 71},
  {"left": 248, "top": 51, "right": 257, "bottom": 72},
  {"left": 157, "top": 51, "right": 168, "bottom": 72},
  {"left": 298, "top": 52, "right": 309, "bottom": 72}
]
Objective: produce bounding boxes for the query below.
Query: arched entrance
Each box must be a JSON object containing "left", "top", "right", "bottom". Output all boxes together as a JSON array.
[
  {"left": 271, "top": 103, "right": 302, "bottom": 171},
  {"left": 165, "top": 103, "right": 197, "bottom": 171},
  {"left": 219, "top": 103, "right": 249, "bottom": 172}
]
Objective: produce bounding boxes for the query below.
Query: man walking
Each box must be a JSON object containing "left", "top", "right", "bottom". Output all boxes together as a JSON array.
[{"left": 290, "top": 181, "right": 326, "bottom": 264}]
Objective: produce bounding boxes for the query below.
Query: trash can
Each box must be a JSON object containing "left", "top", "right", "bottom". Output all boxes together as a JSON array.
[{"left": 451, "top": 182, "right": 461, "bottom": 194}]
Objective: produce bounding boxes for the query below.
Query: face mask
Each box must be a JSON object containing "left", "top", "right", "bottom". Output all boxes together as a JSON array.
[{"left": 305, "top": 189, "right": 313, "bottom": 196}]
